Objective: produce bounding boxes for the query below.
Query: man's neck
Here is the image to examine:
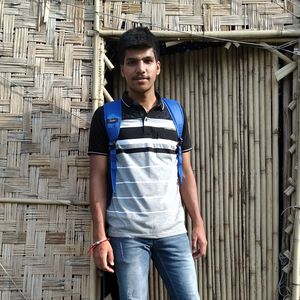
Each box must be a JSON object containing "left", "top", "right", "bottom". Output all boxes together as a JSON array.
[{"left": 127, "top": 90, "right": 157, "bottom": 112}]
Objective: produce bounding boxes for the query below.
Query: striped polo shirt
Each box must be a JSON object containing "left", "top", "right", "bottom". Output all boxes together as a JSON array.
[{"left": 88, "top": 92, "right": 192, "bottom": 238}]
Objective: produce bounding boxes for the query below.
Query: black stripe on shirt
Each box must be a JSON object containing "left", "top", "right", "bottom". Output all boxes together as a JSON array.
[
  {"left": 118, "top": 127, "right": 178, "bottom": 142},
  {"left": 116, "top": 147, "right": 177, "bottom": 155}
]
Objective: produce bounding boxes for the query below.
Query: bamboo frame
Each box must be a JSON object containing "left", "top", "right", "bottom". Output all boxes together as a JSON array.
[{"left": 99, "top": 29, "right": 300, "bottom": 41}]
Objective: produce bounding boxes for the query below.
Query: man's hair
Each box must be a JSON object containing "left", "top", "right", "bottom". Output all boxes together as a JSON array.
[{"left": 118, "top": 27, "right": 160, "bottom": 64}]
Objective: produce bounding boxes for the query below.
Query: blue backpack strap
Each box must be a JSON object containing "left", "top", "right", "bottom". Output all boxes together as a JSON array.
[
  {"left": 103, "top": 100, "right": 122, "bottom": 193},
  {"left": 162, "top": 98, "right": 184, "bottom": 184}
]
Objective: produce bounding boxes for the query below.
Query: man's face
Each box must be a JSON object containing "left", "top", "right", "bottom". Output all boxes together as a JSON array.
[{"left": 120, "top": 48, "right": 160, "bottom": 96}]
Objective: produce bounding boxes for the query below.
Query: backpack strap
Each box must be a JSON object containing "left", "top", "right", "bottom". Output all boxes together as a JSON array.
[
  {"left": 162, "top": 98, "right": 184, "bottom": 184},
  {"left": 103, "top": 100, "right": 122, "bottom": 193}
]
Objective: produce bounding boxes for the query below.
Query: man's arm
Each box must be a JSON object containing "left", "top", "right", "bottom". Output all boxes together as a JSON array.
[
  {"left": 89, "top": 155, "right": 114, "bottom": 272},
  {"left": 180, "top": 151, "right": 207, "bottom": 259}
]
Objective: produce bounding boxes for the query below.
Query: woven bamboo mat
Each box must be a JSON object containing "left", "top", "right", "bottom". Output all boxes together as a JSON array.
[
  {"left": 0, "top": 1, "right": 94, "bottom": 299},
  {"left": 0, "top": 0, "right": 93, "bottom": 203},
  {"left": 0, "top": 203, "right": 91, "bottom": 299},
  {"left": 103, "top": 0, "right": 294, "bottom": 31}
]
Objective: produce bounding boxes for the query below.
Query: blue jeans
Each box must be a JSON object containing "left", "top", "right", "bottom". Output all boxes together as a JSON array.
[{"left": 110, "top": 233, "right": 200, "bottom": 300}]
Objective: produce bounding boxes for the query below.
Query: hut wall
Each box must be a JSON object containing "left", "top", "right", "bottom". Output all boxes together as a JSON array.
[
  {"left": 0, "top": 0, "right": 298, "bottom": 299},
  {"left": 0, "top": 0, "right": 94, "bottom": 299},
  {"left": 113, "top": 46, "right": 281, "bottom": 300}
]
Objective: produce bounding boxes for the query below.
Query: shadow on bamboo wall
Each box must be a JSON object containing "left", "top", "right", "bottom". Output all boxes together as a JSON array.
[{"left": 112, "top": 45, "right": 280, "bottom": 300}]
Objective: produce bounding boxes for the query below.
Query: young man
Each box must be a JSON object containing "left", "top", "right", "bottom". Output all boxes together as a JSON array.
[{"left": 88, "top": 27, "right": 207, "bottom": 300}]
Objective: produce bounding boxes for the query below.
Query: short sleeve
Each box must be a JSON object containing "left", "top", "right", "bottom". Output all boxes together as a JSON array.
[
  {"left": 181, "top": 106, "right": 192, "bottom": 152},
  {"left": 88, "top": 106, "right": 109, "bottom": 155}
]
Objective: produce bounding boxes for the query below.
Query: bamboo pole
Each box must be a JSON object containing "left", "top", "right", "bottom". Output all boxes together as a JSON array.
[
  {"left": 203, "top": 48, "right": 212, "bottom": 300},
  {"left": 207, "top": 48, "right": 214, "bottom": 300},
  {"left": 241, "top": 47, "right": 250, "bottom": 300},
  {"left": 221, "top": 48, "right": 233, "bottom": 300},
  {"left": 272, "top": 53, "right": 280, "bottom": 299},
  {"left": 282, "top": 74, "right": 292, "bottom": 251},
  {"left": 185, "top": 51, "right": 192, "bottom": 238},
  {"left": 200, "top": 49, "right": 208, "bottom": 300},
  {"left": 0, "top": 198, "right": 72, "bottom": 205},
  {"left": 291, "top": 41, "right": 300, "bottom": 300},
  {"left": 248, "top": 47, "right": 257, "bottom": 300},
  {"left": 231, "top": 46, "right": 239, "bottom": 300},
  {"left": 265, "top": 50, "right": 273, "bottom": 300},
  {"left": 193, "top": 47, "right": 202, "bottom": 298},
  {"left": 207, "top": 48, "right": 220, "bottom": 299},
  {"left": 198, "top": 49, "right": 207, "bottom": 299},
  {"left": 217, "top": 48, "right": 227, "bottom": 300},
  {"left": 91, "top": 1, "right": 103, "bottom": 299},
  {"left": 227, "top": 47, "right": 236, "bottom": 300},
  {"left": 253, "top": 47, "right": 262, "bottom": 300},
  {"left": 211, "top": 47, "right": 221, "bottom": 300},
  {"left": 259, "top": 48, "right": 267, "bottom": 300},
  {"left": 99, "top": 29, "right": 300, "bottom": 41}
]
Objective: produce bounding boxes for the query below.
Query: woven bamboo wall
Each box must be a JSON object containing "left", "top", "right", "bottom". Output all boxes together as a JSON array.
[
  {"left": 113, "top": 46, "right": 281, "bottom": 300},
  {"left": 103, "top": 0, "right": 294, "bottom": 31},
  {"left": 0, "top": 0, "right": 94, "bottom": 299}
]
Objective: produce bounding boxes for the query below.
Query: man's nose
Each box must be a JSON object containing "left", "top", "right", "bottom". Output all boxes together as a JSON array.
[{"left": 136, "top": 60, "right": 146, "bottom": 72}]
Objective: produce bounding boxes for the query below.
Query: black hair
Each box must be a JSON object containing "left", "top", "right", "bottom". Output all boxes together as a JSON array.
[{"left": 118, "top": 27, "right": 160, "bottom": 64}]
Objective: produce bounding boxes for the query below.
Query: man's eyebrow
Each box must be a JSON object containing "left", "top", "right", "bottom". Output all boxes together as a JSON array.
[{"left": 125, "top": 56, "right": 155, "bottom": 61}]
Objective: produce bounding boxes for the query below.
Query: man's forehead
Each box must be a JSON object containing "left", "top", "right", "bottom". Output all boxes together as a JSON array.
[{"left": 124, "top": 48, "right": 156, "bottom": 59}]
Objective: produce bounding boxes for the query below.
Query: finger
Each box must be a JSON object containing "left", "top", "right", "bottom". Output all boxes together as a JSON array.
[
  {"left": 192, "top": 236, "right": 198, "bottom": 252},
  {"left": 98, "top": 256, "right": 114, "bottom": 273},
  {"left": 199, "top": 241, "right": 207, "bottom": 257},
  {"left": 192, "top": 249, "right": 202, "bottom": 259},
  {"left": 102, "top": 264, "right": 114, "bottom": 273},
  {"left": 107, "top": 248, "right": 114, "bottom": 266}
]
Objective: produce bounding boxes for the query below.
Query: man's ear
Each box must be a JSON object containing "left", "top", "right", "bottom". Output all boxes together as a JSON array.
[
  {"left": 156, "top": 60, "right": 161, "bottom": 75},
  {"left": 120, "top": 64, "right": 125, "bottom": 77}
]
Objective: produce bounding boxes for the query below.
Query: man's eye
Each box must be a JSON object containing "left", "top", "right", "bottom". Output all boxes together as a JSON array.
[{"left": 144, "top": 59, "right": 153, "bottom": 64}]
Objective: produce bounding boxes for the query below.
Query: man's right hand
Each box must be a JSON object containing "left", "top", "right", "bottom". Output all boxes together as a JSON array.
[{"left": 93, "top": 241, "right": 115, "bottom": 273}]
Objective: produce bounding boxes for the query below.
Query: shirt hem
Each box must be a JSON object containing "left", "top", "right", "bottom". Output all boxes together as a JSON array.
[{"left": 108, "top": 228, "right": 187, "bottom": 239}]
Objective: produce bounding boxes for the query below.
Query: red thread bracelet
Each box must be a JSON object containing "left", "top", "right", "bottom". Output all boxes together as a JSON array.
[{"left": 88, "top": 238, "right": 110, "bottom": 255}]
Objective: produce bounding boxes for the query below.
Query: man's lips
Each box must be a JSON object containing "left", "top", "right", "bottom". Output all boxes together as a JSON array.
[{"left": 133, "top": 77, "right": 149, "bottom": 81}]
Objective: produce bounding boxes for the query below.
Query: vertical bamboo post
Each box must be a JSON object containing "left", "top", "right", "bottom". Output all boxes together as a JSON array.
[
  {"left": 271, "top": 53, "right": 279, "bottom": 299},
  {"left": 238, "top": 47, "right": 246, "bottom": 300},
  {"left": 291, "top": 42, "right": 300, "bottom": 300},
  {"left": 202, "top": 49, "right": 212, "bottom": 299},
  {"left": 198, "top": 49, "right": 207, "bottom": 299},
  {"left": 217, "top": 48, "right": 226, "bottom": 300},
  {"left": 282, "top": 74, "right": 292, "bottom": 250},
  {"left": 242, "top": 47, "right": 250, "bottom": 300},
  {"left": 221, "top": 48, "right": 233, "bottom": 300},
  {"left": 265, "top": 50, "right": 273, "bottom": 300},
  {"left": 253, "top": 48, "right": 262, "bottom": 300},
  {"left": 206, "top": 48, "right": 213, "bottom": 300},
  {"left": 90, "top": 1, "right": 104, "bottom": 299},
  {"left": 232, "top": 47, "right": 240, "bottom": 300},
  {"left": 185, "top": 51, "right": 192, "bottom": 237},
  {"left": 247, "top": 47, "right": 257, "bottom": 300},
  {"left": 259, "top": 48, "right": 267, "bottom": 300},
  {"left": 212, "top": 47, "right": 221, "bottom": 300},
  {"left": 208, "top": 48, "right": 221, "bottom": 299},
  {"left": 228, "top": 47, "right": 236, "bottom": 300}
]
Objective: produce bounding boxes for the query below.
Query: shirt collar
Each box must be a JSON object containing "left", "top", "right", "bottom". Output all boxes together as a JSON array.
[{"left": 121, "top": 91, "right": 165, "bottom": 110}]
